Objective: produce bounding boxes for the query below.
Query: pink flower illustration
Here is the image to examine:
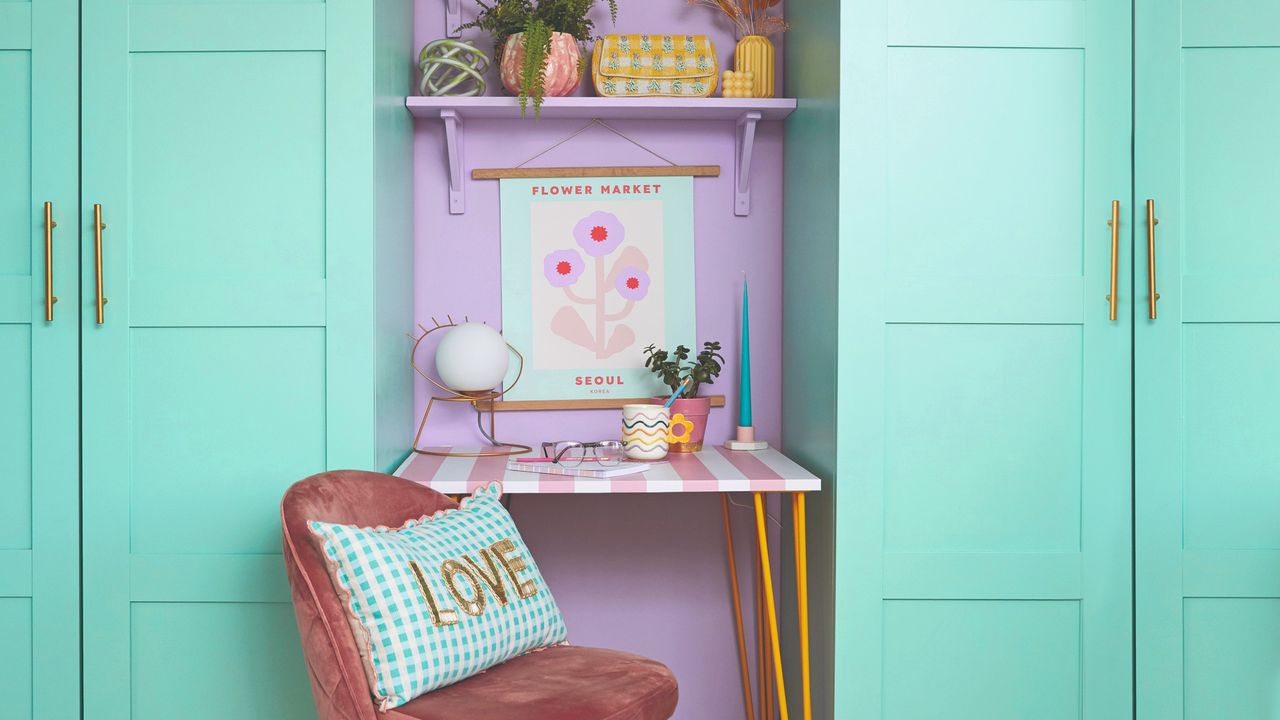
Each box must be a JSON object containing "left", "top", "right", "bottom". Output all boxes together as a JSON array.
[
  {"left": 546, "top": 213, "right": 649, "bottom": 360},
  {"left": 544, "top": 248, "right": 585, "bottom": 287},
  {"left": 615, "top": 266, "right": 650, "bottom": 301},
  {"left": 574, "top": 211, "right": 625, "bottom": 257}
]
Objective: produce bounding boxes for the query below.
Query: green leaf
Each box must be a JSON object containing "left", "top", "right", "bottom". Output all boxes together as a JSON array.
[
  {"left": 517, "top": 19, "right": 552, "bottom": 117},
  {"left": 641, "top": 339, "right": 723, "bottom": 397}
]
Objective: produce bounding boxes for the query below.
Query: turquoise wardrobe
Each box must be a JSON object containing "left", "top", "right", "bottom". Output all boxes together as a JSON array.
[
  {"left": 1, "top": 1, "right": 414, "bottom": 717},
  {"left": 785, "top": 0, "right": 1280, "bottom": 717}
]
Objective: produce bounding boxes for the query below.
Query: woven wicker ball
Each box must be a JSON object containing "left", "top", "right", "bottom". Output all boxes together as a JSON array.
[{"left": 418, "top": 39, "right": 490, "bottom": 97}]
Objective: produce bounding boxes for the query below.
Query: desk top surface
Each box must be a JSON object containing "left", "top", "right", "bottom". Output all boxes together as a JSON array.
[{"left": 393, "top": 446, "right": 821, "bottom": 494}]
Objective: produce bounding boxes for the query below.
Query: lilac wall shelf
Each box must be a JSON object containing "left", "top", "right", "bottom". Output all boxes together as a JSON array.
[
  {"left": 406, "top": 95, "right": 797, "bottom": 121},
  {"left": 406, "top": 96, "right": 798, "bottom": 215}
]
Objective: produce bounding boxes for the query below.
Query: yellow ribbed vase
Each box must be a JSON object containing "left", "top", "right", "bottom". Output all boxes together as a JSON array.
[{"left": 733, "top": 35, "right": 775, "bottom": 98}]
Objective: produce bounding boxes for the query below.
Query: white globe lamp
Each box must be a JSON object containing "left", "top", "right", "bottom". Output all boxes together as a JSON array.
[
  {"left": 434, "top": 322, "right": 511, "bottom": 395},
  {"left": 410, "top": 317, "right": 529, "bottom": 458}
]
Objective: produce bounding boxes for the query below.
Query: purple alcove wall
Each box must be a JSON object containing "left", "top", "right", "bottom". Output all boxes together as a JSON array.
[{"left": 413, "top": 3, "right": 788, "bottom": 717}]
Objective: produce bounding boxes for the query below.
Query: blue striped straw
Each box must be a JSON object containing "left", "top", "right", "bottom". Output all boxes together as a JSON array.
[{"left": 663, "top": 377, "right": 691, "bottom": 409}]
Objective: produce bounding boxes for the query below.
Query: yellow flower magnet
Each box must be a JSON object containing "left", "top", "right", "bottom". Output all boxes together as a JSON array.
[{"left": 667, "top": 413, "right": 695, "bottom": 444}]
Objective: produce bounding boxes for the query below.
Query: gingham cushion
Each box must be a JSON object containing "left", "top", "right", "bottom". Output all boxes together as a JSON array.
[{"left": 308, "top": 482, "right": 567, "bottom": 709}]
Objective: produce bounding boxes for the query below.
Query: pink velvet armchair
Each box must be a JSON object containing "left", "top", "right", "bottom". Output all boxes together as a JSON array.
[{"left": 281, "top": 470, "right": 679, "bottom": 720}]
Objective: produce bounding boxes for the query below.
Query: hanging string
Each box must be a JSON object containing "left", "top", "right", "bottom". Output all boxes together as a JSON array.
[
  {"left": 727, "top": 493, "right": 784, "bottom": 530},
  {"left": 514, "top": 118, "right": 681, "bottom": 169}
]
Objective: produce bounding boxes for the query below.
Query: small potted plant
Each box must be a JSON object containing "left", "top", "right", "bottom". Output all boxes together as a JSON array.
[
  {"left": 459, "top": 0, "right": 618, "bottom": 116},
  {"left": 643, "top": 341, "right": 724, "bottom": 452}
]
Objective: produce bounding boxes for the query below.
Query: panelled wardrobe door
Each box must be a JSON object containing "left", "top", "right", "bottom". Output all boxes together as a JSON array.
[
  {"left": 839, "top": 1, "right": 1133, "bottom": 717},
  {"left": 1136, "top": 2, "right": 1280, "bottom": 717},
  {"left": 0, "top": 1, "right": 79, "bottom": 718},
  {"left": 79, "top": 0, "right": 414, "bottom": 718}
]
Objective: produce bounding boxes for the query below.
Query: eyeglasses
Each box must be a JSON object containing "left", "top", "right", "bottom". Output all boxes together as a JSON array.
[{"left": 540, "top": 440, "right": 625, "bottom": 467}]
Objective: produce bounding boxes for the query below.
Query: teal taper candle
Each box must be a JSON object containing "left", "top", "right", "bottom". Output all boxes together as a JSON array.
[{"left": 739, "top": 278, "right": 752, "bottom": 428}]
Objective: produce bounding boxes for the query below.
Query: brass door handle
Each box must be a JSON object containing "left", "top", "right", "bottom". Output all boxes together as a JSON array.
[
  {"left": 44, "top": 202, "right": 57, "bottom": 322},
  {"left": 1147, "top": 199, "right": 1160, "bottom": 320},
  {"left": 1107, "top": 200, "right": 1120, "bottom": 321},
  {"left": 94, "top": 203, "right": 108, "bottom": 324}
]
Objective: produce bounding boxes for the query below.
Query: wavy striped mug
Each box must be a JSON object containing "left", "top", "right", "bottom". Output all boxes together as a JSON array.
[{"left": 621, "top": 404, "right": 695, "bottom": 461}]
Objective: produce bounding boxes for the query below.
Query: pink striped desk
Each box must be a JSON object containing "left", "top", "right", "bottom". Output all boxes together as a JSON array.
[
  {"left": 394, "top": 444, "right": 819, "bottom": 720},
  {"left": 392, "top": 446, "right": 821, "bottom": 494}
]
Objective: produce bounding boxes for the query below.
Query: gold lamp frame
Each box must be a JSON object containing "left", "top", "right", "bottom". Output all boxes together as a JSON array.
[{"left": 410, "top": 317, "right": 533, "bottom": 458}]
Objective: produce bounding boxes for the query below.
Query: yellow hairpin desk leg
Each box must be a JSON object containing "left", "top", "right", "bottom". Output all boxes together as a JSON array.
[
  {"left": 722, "top": 495, "right": 756, "bottom": 720},
  {"left": 756, "top": 534, "right": 770, "bottom": 719},
  {"left": 753, "top": 492, "right": 789, "bottom": 720},
  {"left": 793, "top": 492, "right": 812, "bottom": 720}
]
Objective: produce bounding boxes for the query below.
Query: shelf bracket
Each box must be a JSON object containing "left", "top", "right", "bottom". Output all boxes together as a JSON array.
[
  {"left": 445, "top": 0, "right": 461, "bottom": 38},
  {"left": 735, "top": 111, "right": 762, "bottom": 216},
  {"left": 441, "top": 109, "right": 465, "bottom": 214}
]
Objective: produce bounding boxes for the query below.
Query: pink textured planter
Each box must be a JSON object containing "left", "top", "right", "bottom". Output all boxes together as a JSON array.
[
  {"left": 653, "top": 396, "right": 712, "bottom": 453},
  {"left": 500, "top": 32, "right": 583, "bottom": 99}
]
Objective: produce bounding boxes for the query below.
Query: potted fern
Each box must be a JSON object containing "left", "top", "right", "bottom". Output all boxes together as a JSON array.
[
  {"left": 643, "top": 341, "right": 724, "bottom": 452},
  {"left": 459, "top": 0, "right": 618, "bottom": 116}
]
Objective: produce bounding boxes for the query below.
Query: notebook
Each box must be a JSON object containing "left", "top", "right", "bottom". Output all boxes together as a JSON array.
[{"left": 505, "top": 459, "right": 660, "bottom": 479}]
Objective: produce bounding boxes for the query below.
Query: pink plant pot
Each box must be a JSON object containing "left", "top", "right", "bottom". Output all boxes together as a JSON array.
[
  {"left": 500, "top": 32, "right": 583, "bottom": 99},
  {"left": 653, "top": 396, "right": 712, "bottom": 453}
]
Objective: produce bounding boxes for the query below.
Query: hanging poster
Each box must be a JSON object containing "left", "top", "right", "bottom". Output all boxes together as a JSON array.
[{"left": 499, "top": 176, "right": 696, "bottom": 401}]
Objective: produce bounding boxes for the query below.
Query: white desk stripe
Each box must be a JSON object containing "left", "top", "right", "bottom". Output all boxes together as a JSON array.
[{"left": 754, "top": 449, "right": 822, "bottom": 491}]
